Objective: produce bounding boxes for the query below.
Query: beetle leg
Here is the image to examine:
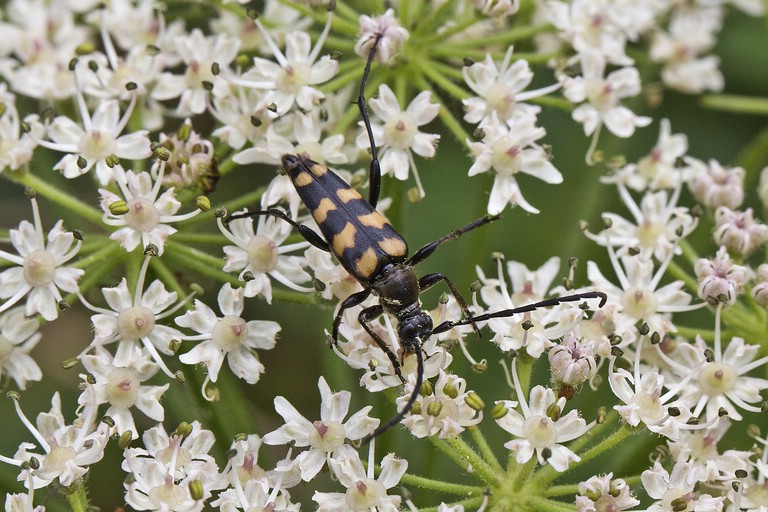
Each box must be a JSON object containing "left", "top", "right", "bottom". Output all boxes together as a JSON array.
[
  {"left": 358, "top": 305, "right": 405, "bottom": 383},
  {"left": 227, "top": 208, "right": 329, "bottom": 251},
  {"left": 406, "top": 214, "right": 501, "bottom": 267},
  {"left": 419, "top": 272, "right": 482, "bottom": 338},
  {"left": 432, "top": 291, "right": 608, "bottom": 334},
  {"left": 331, "top": 288, "right": 372, "bottom": 344}
]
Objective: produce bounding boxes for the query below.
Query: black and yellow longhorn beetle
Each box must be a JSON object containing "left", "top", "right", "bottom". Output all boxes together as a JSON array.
[{"left": 230, "top": 35, "right": 607, "bottom": 442}]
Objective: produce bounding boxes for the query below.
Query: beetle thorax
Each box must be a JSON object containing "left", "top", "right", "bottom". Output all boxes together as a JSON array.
[{"left": 372, "top": 263, "right": 421, "bottom": 316}]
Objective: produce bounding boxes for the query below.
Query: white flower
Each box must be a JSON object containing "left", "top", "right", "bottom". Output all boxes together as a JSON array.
[
  {"left": 0, "top": 1, "right": 86, "bottom": 100},
  {"left": 641, "top": 461, "right": 725, "bottom": 512},
  {"left": 585, "top": 185, "right": 698, "bottom": 261},
  {"left": 356, "top": 84, "right": 440, "bottom": 198},
  {"left": 671, "top": 332, "right": 768, "bottom": 422},
  {"left": 687, "top": 158, "right": 745, "bottom": 210},
  {"left": 232, "top": 20, "right": 338, "bottom": 115},
  {"left": 78, "top": 346, "right": 168, "bottom": 439},
  {"left": 400, "top": 370, "right": 482, "bottom": 438},
  {"left": 355, "top": 9, "right": 409, "bottom": 63},
  {"left": 462, "top": 47, "right": 556, "bottom": 127},
  {"left": 176, "top": 283, "right": 279, "bottom": 386},
  {"left": 0, "top": 307, "right": 42, "bottom": 390},
  {"left": 151, "top": 28, "right": 240, "bottom": 115},
  {"left": 10, "top": 392, "right": 109, "bottom": 489},
  {"left": 313, "top": 444, "right": 407, "bottom": 512},
  {"left": 609, "top": 335, "right": 693, "bottom": 440},
  {"left": 262, "top": 377, "right": 379, "bottom": 481},
  {"left": 0, "top": 85, "right": 38, "bottom": 172},
  {"left": 496, "top": 384, "right": 592, "bottom": 472},
  {"left": 467, "top": 112, "right": 562, "bottom": 214},
  {"left": 606, "top": 119, "right": 690, "bottom": 191},
  {"left": 100, "top": 165, "right": 201, "bottom": 256},
  {"left": 576, "top": 473, "right": 639, "bottom": 512},
  {"left": 38, "top": 98, "right": 152, "bottom": 185},
  {"left": 0, "top": 197, "right": 83, "bottom": 322},
  {"left": 234, "top": 110, "right": 347, "bottom": 166},
  {"left": 474, "top": 257, "right": 579, "bottom": 358},
  {"left": 122, "top": 422, "right": 221, "bottom": 512},
  {"left": 78, "top": 255, "right": 187, "bottom": 378},
  {"left": 218, "top": 210, "right": 313, "bottom": 303},
  {"left": 587, "top": 253, "right": 697, "bottom": 339},
  {"left": 561, "top": 51, "right": 651, "bottom": 138}
]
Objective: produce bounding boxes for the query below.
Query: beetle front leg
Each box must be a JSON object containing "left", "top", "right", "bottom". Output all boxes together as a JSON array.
[{"left": 358, "top": 305, "right": 405, "bottom": 383}]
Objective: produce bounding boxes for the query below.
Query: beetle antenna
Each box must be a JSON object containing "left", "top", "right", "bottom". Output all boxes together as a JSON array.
[
  {"left": 363, "top": 344, "right": 423, "bottom": 443},
  {"left": 358, "top": 33, "right": 383, "bottom": 209}
]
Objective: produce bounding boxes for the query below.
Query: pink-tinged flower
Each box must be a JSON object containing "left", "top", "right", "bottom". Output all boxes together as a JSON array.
[
  {"left": 496, "top": 383, "right": 593, "bottom": 472},
  {"left": 78, "top": 255, "right": 187, "bottom": 378},
  {"left": 122, "top": 422, "right": 221, "bottom": 512},
  {"left": 713, "top": 207, "right": 768, "bottom": 256},
  {"left": 576, "top": 473, "right": 639, "bottom": 512},
  {"left": 467, "top": 112, "right": 562, "bottom": 214},
  {"left": 313, "top": 444, "right": 407, "bottom": 512},
  {"left": 355, "top": 9, "right": 409, "bottom": 63},
  {"left": 262, "top": 377, "right": 379, "bottom": 482},
  {"left": 462, "top": 47, "right": 556, "bottom": 127},
  {"left": 176, "top": 283, "right": 280, "bottom": 388},
  {"left": 78, "top": 345, "right": 168, "bottom": 439},
  {"left": 100, "top": 165, "right": 201, "bottom": 256},
  {"left": 687, "top": 158, "right": 745, "bottom": 210},
  {"left": 8, "top": 392, "right": 109, "bottom": 489},
  {"left": 151, "top": 28, "right": 240, "bottom": 115},
  {"left": 561, "top": 51, "right": 651, "bottom": 139},
  {"left": 35, "top": 97, "right": 152, "bottom": 185},
  {"left": 356, "top": 84, "right": 440, "bottom": 198},
  {"left": 218, "top": 210, "right": 313, "bottom": 303},
  {"left": 641, "top": 461, "right": 725, "bottom": 512},
  {"left": 694, "top": 246, "right": 751, "bottom": 306},
  {"left": 231, "top": 16, "right": 338, "bottom": 115},
  {"left": 0, "top": 197, "right": 83, "bottom": 322}
]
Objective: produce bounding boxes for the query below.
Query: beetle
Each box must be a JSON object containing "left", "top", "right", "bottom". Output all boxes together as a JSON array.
[{"left": 229, "top": 35, "right": 607, "bottom": 441}]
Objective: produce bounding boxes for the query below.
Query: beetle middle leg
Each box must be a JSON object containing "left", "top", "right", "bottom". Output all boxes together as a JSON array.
[{"left": 419, "top": 272, "right": 482, "bottom": 337}]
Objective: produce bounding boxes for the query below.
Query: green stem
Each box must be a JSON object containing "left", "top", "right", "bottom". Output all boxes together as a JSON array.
[
  {"left": 416, "top": 56, "right": 469, "bottom": 100},
  {"left": 470, "top": 426, "right": 504, "bottom": 474},
  {"left": 666, "top": 259, "right": 698, "bottom": 296},
  {"left": 429, "top": 436, "right": 498, "bottom": 487},
  {"left": 171, "top": 232, "right": 229, "bottom": 245},
  {"left": 150, "top": 256, "right": 186, "bottom": 298},
  {"left": 675, "top": 325, "right": 716, "bottom": 342},
  {"left": 526, "top": 495, "right": 575, "bottom": 512},
  {"left": 535, "top": 425, "right": 635, "bottom": 488},
  {"left": 700, "top": 94, "right": 768, "bottom": 116},
  {"left": 545, "top": 483, "right": 580, "bottom": 497},
  {"left": 398, "top": 471, "right": 485, "bottom": 495},
  {"left": 9, "top": 171, "right": 104, "bottom": 226},
  {"left": 163, "top": 241, "right": 240, "bottom": 285},
  {"left": 62, "top": 479, "right": 90, "bottom": 512}
]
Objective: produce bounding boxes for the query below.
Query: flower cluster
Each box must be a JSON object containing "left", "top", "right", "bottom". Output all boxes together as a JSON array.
[{"left": 1, "top": 1, "right": 767, "bottom": 511}]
